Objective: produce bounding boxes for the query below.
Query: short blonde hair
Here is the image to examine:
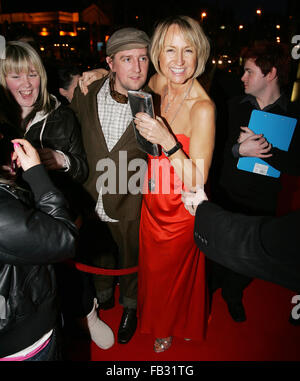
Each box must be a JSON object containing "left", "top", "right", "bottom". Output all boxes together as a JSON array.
[
  {"left": 150, "top": 15, "right": 210, "bottom": 78},
  {"left": 0, "top": 41, "right": 51, "bottom": 113}
]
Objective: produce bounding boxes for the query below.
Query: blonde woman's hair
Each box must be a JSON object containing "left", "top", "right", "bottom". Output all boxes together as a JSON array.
[
  {"left": 0, "top": 41, "right": 52, "bottom": 115},
  {"left": 150, "top": 15, "right": 210, "bottom": 79}
]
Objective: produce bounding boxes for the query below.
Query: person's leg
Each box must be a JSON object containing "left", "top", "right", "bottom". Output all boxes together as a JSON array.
[
  {"left": 107, "top": 219, "right": 139, "bottom": 308},
  {"left": 107, "top": 219, "right": 139, "bottom": 343},
  {"left": 55, "top": 263, "right": 94, "bottom": 319},
  {"left": 56, "top": 263, "right": 114, "bottom": 350},
  {"left": 221, "top": 267, "right": 252, "bottom": 322},
  {"left": 208, "top": 260, "right": 226, "bottom": 294},
  {"left": 78, "top": 217, "right": 118, "bottom": 310},
  {"left": 210, "top": 192, "right": 254, "bottom": 322},
  {"left": 93, "top": 249, "right": 118, "bottom": 309}
]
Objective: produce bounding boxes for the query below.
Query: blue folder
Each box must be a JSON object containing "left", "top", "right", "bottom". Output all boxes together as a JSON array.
[{"left": 237, "top": 110, "right": 297, "bottom": 178}]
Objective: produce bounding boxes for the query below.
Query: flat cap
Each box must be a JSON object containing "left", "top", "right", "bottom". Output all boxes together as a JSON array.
[{"left": 106, "top": 27, "right": 150, "bottom": 56}]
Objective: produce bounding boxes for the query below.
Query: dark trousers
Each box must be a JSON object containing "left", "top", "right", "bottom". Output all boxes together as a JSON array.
[
  {"left": 95, "top": 220, "right": 139, "bottom": 308},
  {"left": 79, "top": 215, "right": 140, "bottom": 309},
  {"left": 209, "top": 261, "right": 252, "bottom": 303},
  {"left": 210, "top": 186, "right": 276, "bottom": 304},
  {"left": 55, "top": 263, "right": 95, "bottom": 319}
]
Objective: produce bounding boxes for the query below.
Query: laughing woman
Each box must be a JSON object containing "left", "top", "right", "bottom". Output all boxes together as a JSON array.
[
  {"left": 0, "top": 41, "right": 88, "bottom": 206},
  {"left": 134, "top": 16, "right": 215, "bottom": 353}
]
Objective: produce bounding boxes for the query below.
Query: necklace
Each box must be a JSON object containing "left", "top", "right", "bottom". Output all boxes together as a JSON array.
[{"left": 162, "top": 79, "right": 194, "bottom": 125}]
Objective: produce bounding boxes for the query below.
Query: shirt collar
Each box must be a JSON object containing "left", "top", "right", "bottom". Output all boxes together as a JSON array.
[{"left": 240, "top": 93, "right": 288, "bottom": 112}]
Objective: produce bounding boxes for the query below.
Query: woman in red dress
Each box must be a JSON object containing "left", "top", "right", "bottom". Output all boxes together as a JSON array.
[{"left": 135, "top": 15, "right": 215, "bottom": 352}]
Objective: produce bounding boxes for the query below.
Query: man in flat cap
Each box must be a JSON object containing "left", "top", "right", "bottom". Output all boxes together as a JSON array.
[{"left": 71, "top": 27, "right": 150, "bottom": 344}]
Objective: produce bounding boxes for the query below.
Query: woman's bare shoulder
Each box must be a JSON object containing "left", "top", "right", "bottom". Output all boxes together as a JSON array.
[{"left": 191, "top": 89, "right": 215, "bottom": 124}]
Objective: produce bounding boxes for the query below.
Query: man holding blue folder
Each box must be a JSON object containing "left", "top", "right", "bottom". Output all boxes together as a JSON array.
[{"left": 211, "top": 41, "right": 300, "bottom": 323}]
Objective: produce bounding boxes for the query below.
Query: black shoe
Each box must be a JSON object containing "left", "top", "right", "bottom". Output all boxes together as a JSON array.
[
  {"left": 99, "top": 296, "right": 115, "bottom": 310},
  {"left": 226, "top": 300, "right": 246, "bottom": 322},
  {"left": 117, "top": 308, "right": 137, "bottom": 344}
]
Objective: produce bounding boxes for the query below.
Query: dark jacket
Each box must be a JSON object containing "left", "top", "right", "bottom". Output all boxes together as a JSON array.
[
  {"left": 217, "top": 94, "right": 300, "bottom": 215},
  {"left": 24, "top": 100, "right": 88, "bottom": 184},
  {"left": 0, "top": 165, "right": 77, "bottom": 357},
  {"left": 24, "top": 99, "right": 89, "bottom": 218},
  {"left": 70, "top": 77, "right": 148, "bottom": 221},
  {"left": 194, "top": 201, "right": 300, "bottom": 292}
]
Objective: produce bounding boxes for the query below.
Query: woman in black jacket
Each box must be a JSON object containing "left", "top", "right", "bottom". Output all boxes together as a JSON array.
[
  {"left": 0, "top": 41, "right": 115, "bottom": 351},
  {"left": 0, "top": 125, "right": 78, "bottom": 360}
]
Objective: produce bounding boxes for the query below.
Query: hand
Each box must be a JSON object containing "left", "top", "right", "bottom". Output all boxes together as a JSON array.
[
  {"left": 79, "top": 68, "right": 109, "bottom": 95},
  {"left": 11, "top": 139, "right": 41, "bottom": 172},
  {"left": 239, "top": 134, "right": 273, "bottom": 158},
  {"left": 181, "top": 186, "right": 208, "bottom": 216},
  {"left": 37, "top": 148, "right": 66, "bottom": 170},
  {"left": 134, "top": 113, "right": 176, "bottom": 150},
  {"left": 0, "top": 162, "right": 19, "bottom": 176},
  {"left": 237, "top": 126, "right": 254, "bottom": 143}
]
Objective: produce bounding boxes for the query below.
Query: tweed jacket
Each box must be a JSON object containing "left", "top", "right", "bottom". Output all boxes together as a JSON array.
[{"left": 71, "top": 77, "right": 148, "bottom": 221}]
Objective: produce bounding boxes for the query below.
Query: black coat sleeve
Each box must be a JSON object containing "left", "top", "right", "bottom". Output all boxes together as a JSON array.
[
  {"left": 194, "top": 201, "right": 300, "bottom": 291},
  {"left": 0, "top": 165, "right": 78, "bottom": 265}
]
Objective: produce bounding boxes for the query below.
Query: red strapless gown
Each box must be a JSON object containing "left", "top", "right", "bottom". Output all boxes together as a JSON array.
[{"left": 138, "top": 134, "right": 208, "bottom": 340}]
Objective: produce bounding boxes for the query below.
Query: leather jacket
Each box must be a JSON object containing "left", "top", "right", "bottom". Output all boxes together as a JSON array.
[
  {"left": 24, "top": 99, "right": 90, "bottom": 219},
  {"left": 24, "top": 99, "right": 88, "bottom": 184},
  {"left": 0, "top": 165, "right": 78, "bottom": 357}
]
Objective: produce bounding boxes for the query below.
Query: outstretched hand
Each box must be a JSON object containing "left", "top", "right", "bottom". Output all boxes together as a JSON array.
[{"left": 181, "top": 186, "right": 208, "bottom": 216}]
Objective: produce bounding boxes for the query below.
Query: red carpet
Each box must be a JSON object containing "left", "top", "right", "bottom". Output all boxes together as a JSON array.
[
  {"left": 64, "top": 179, "right": 300, "bottom": 365},
  {"left": 65, "top": 279, "right": 300, "bottom": 362}
]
